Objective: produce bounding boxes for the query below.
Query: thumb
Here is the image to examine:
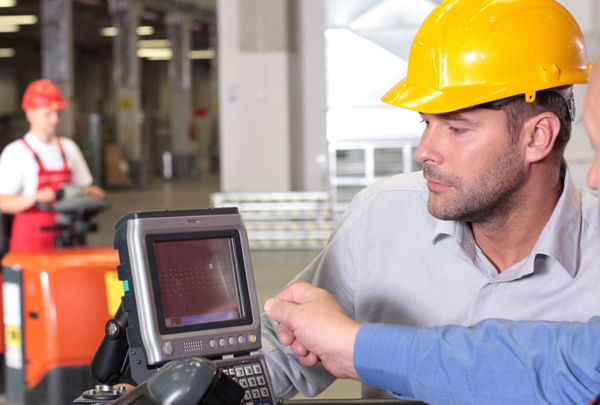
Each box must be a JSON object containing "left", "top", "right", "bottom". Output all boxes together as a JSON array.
[{"left": 264, "top": 298, "right": 298, "bottom": 327}]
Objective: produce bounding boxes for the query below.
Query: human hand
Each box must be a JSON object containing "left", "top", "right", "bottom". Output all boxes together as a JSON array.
[
  {"left": 264, "top": 282, "right": 361, "bottom": 380},
  {"left": 84, "top": 185, "right": 106, "bottom": 200},
  {"left": 35, "top": 186, "right": 57, "bottom": 204}
]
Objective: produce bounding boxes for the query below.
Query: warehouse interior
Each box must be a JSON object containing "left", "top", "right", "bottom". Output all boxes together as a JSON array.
[{"left": 0, "top": 0, "right": 598, "bottom": 404}]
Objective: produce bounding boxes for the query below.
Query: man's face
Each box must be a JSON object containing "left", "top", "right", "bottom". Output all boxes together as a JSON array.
[
  {"left": 584, "top": 66, "right": 600, "bottom": 192},
  {"left": 416, "top": 108, "right": 526, "bottom": 224},
  {"left": 26, "top": 106, "right": 61, "bottom": 140}
]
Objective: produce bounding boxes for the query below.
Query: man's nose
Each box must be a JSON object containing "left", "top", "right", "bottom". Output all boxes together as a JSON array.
[
  {"left": 50, "top": 111, "right": 60, "bottom": 123},
  {"left": 415, "top": 128, "right": 443, "bottom": 165}
]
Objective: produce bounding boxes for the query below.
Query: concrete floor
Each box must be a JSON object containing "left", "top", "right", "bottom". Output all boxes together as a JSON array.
[{"left": 2, "top": 173, "right": 361, "bottom": 403}]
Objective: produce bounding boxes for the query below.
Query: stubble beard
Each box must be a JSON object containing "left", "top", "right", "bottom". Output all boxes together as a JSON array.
[{"left": 425, "top": 144, "right": 527, "bottom": 226}]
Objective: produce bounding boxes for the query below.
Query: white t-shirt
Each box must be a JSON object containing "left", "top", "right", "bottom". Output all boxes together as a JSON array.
[{"left": 0, "top": 132, "right": 93, "bottom": 197}]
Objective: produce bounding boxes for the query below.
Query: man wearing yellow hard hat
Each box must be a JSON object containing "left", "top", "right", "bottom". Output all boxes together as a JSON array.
[{"left": 260, "top": 0, "right": 600, "bottom": 402}]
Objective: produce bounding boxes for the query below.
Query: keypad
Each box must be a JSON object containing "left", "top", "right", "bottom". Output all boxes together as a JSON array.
[{"left": 220, "top": 360, "right": 273, "bottom": 405}]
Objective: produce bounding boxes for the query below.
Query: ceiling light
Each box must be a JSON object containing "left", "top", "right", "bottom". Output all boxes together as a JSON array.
[
  {"left": 188, "top": 49, "right": 215, "bottom": 60},
  {"left": 0, "top": 24, "right": 19, "bottom": 32},
  {"left": 99, "top": 27, "right": 118, "bottom": 37},
  {"left": 136, "top": 26, "right": 154, "bottom": 36},
  {"left": 137, "top": 48, "right": 172, "bottom": 58},
  {"left": 0, "top": 0, "right": 16, "bottom": 7},
  {"left": 0, "top": 15, "right": 37, "bottom": 25},
  {"left": 147, "top": 56, "right": 172, "bottom": 61},
  {"left": 137, "top": 39, "right": 170, "bottom": 48},
  {"left": 0, "top": 48, "right": 15, "bottom": 57}
]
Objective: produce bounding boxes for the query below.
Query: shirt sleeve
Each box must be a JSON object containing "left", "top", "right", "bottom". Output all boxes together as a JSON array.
[
  {"left": 0, "top": 142, "right": 26, "bottom": 195},
  {"left": 62, "top": 138, "right": 93, "bottom": 187},
  {"left": 260, "top": 195, "right": 366, "bottom": 398},
  {"left": 354, "top": 318, "right": 600, "bottom": 405}
]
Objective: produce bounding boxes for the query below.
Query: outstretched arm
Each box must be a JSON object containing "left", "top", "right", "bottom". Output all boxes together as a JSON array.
[{"left": 265, "top": 282, "right": 600, "bottom": 404}]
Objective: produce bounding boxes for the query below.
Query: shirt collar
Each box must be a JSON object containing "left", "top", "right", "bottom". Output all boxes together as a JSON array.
[
  {"left": 431, "top": 163, "right": 580, "bottom": 278},
  {"left": 527, "top": 164, "right": 580, "bottom": 277}
]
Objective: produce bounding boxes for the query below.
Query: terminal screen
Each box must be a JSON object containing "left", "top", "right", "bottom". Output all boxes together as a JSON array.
[{"left": 153, "top": 237, "right": 242, "bottom": 328}]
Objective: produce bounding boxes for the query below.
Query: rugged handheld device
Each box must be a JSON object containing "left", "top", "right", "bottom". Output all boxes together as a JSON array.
[{"left": 79, "top": 208, "right": 276, "bottom": 404}]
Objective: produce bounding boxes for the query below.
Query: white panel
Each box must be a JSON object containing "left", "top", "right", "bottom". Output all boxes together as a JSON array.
[
  {"left": 327, "top": 107, "right": 423, "bottom": 142},
  {"left": 556, "top": 0, "right": 595, "bottom": 33},
  {"left": 354, "top": 28, "right": 420, "bottom": 60},
  {"left": 349, "top": 0, "right": 435, "bottom": 30},
  {"left": 326, "top": 28, "right": 407, "bottom": 109},
  {"left": 325, "top": 0, "right": 383, "bottom": 28},
  {"left": 218, "top": 0, "right": 290, "bottom": 192}
]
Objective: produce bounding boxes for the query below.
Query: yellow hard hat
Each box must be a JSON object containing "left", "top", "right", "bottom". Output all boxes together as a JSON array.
[{"left": 382, "top": 0, "right": 592, "bottom": 114}]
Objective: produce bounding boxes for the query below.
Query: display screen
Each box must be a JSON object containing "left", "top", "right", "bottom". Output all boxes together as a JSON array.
[{"left": 153, "top": 238, "right": 242, "bottom": 328}]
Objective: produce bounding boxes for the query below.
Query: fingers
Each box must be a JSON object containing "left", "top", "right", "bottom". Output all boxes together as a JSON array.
[
  {"left": 299, "top": 352, "right": 320, "bottom": 368},
  {"left": 291, "top": 340, "right": 309, "bottom": 357},
  {"left": 276, "top": 282, "right": 319, "bottom": 305},
  {"left": 85, "top": 185, "right": 106, "bottom": 199},
  {"left": 36, "top": 187, "right": 56, "bottom": 204},
  {"left": 277, "top": 322, "right": 295, "bottom": 346}
]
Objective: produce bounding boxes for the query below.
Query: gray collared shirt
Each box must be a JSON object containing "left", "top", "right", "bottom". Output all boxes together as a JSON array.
[{"left": 261, "top": 165, "right": 600, "bottom": 398}]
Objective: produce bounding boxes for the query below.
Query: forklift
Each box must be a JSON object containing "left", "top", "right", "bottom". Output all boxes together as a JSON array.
[{"left": 2, "top": 185, "right": 122, "bottom": 405}]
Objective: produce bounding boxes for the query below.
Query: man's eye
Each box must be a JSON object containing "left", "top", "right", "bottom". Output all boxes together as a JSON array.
[
  {"left": 420, "top": 119, "right": 429, "bottom": 126},
  {"left": 450, "top": 127, "right": 467, "bottom": 134}
]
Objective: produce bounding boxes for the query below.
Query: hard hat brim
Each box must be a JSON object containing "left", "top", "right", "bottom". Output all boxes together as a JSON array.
[{"left": 382, "top": 72, "right": 590, "bottom": 114}]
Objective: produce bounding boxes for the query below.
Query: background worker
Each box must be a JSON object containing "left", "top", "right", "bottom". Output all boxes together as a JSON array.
[
  {"left": 259, "top": 0, "right": 600, "bottom": 400},
  {"left": 0, "top": 79, "right": 105, "bottom": 252}
]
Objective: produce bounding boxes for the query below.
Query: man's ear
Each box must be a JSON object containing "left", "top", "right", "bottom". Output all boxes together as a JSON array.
[
  {"left": 523, "top": 112, "right": 561, "bottom": 164},
  {"left": 25, "top": 110, "right": 33, "bottom": 125}
]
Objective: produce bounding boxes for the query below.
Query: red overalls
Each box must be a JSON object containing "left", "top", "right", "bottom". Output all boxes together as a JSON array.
[{"left": 10, "top": 137, "right": 72, "bottom": 252}]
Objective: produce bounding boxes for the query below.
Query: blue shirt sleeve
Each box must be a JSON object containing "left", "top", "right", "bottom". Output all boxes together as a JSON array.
[{"left": 354, "top": 318, "right": 600, "bottom": 404}]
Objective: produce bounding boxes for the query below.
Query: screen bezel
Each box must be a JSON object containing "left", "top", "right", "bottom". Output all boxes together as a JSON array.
[{"left": 145, "top": 230, "right": 253, "bottom": 336}]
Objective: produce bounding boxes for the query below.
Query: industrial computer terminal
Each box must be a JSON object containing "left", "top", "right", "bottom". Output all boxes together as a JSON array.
[{"left": 76, "top": 208, "right": 276, "bottom": 404}]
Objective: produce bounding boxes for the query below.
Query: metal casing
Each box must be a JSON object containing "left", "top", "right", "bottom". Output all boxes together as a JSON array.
[{"left": 117, "top": 209, "right": 261, "bottom": 367}]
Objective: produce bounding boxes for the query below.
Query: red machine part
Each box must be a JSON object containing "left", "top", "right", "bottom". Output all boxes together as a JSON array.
[{"left": 2, "top": 247, "right": 120, "bottom": 388}]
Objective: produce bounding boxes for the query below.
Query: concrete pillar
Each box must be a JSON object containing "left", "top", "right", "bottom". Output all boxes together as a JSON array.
[
  {"left": 108, "top": 0, "right": 146, "bottom": 188},
  {"left": 289, "top": 0, "right": 327, "bottom": 191},
  {"left": 165, "top": 11, "right": 195, "bottom": 179},
  {"left": 208, "top": 19, "right": 219, "bottom": 173},
  {"left": 217, "top": 0, "right": 291, "bottom": 192},
  {"left": 40, "top": 0, "right": 74, "bottom": 139}
]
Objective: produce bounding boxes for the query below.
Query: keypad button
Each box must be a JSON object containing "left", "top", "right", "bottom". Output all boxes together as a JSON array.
[
  {"left": 244, "top": 391, "right": 252, "bottom": 401},
  {"left": 229, "top": 336, "right": 235, "bottom": 346},
  {"left": 244, "top": 366, "right": 254, "bottom": 376},
  {"left": 257, "top": 376, "right": 266, "bottom": 386},
  {"left": 248, "top": 377, "right": 257, "bottom": 387},
  {"left": 209, "top": 339, "right": 216, "bottom": 348},
  {"left": 251, "top": 389, "right": 261, "bottom": 399},
  {"left": 235, "top": 367, "right": 245, "bottom": 378},
  {"left": 222, "top": 369, "right": 229, "bottom": 376},
  {"left": 228, "top": 367, "right": 235, "bottom": 376},
  {"left": 239, "top": 379, "right": 248, "bottom": 388},
  {"left": 238, "top": 335, "right": 245, "bottom": 344},
  {"left": 219, "top": 338, "right": 226, "bottom": 347},
  {"left": 260, "top": 387, "right": 270, "bottom": 398},
  {"left": 252, "top": 364, "right": 263, "bottom": 374}
]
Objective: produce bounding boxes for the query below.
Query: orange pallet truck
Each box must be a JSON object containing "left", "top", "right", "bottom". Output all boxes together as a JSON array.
[{"left": 2, "top": 186, "right": 122, "bottom": 405}]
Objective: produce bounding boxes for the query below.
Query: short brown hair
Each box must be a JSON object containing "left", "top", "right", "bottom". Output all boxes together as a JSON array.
[{"left": 502, "top": 91, "right": 571, "bottom": 165}]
